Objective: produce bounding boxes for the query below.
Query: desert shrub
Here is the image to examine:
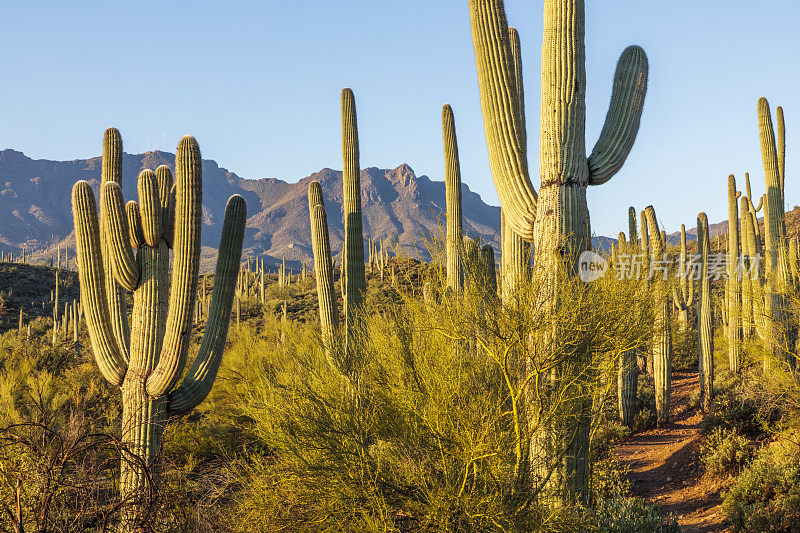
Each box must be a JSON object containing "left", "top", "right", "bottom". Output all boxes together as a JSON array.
[
  {"left": 699, "top": 426, "right": 755, "bottom": 478},
  {"left": 217, "top": 268, "right": 653, "bottom": 531},
  {"left": 722, "top": 436, "right": 800, "bottom": 532}
]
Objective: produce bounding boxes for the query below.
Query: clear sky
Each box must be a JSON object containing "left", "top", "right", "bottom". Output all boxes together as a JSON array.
[{"left": 1, "top": 1, "right": 797, "bottom": 237}]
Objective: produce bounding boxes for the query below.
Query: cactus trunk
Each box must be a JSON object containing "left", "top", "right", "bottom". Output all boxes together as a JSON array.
[
  {"left": 442, "top": 104, "right": 464, "bottom": 293},
  {"left": 726, "top": 175, "right": 741, "bottom": 372},
  {"left": 72, "top": 132, "right": 245, "bottom": 528},
  {"left": 645, "top": 207, "right": 672, "bottom": 426},
  {"left": 697, "top": 212, "right": 714, "bottom": 412}
]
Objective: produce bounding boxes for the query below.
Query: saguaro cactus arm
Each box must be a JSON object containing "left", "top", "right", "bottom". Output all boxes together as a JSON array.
[
  {"left": 468, "top": 0, "right": 536, "bottom": 240},
  {"left": 138, "top": 170, "right": 163, "bottom": 247},
  {"left": 777, "top": 106, "right": 785, "bottom": 199},
  {"left": 587, "top": 46, "right": 649, "bottom": 185},
  {"left": 167, "top": 194, "right": 246, "bottom": 417},
  {"left": 147, "top": 136, "right": 203, "bottom": 397},
  {"left": 100, "top": 183, "right": 140, "bottom": 292},
  {"left": 126, "top": 201, "right": 145, "bottom": 249},
  {"left": 72, "top": 181, "right": 128, "bottom": 386}
]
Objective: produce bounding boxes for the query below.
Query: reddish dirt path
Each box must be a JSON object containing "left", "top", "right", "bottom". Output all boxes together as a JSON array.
[{"left": 615, "top": 371, "right": 729, "bottom": 532}]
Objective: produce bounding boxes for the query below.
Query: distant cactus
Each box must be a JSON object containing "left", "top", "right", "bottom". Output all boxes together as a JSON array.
[
  {"left": 672, "top": 224, "right": 695, "bottom": 331},
  {"left": 72, "top": 132, "right": 246, "bottom": 525},
  {"left": 697, "top": 212, "right": 714, "bottom": 411},
  {"left": 740, "top": 196, "right": 755, "bottom": 339},
  {"left": 442, "top": 104, "right": 464, "bottom": 293},
  {"left": 645, "top": 206, "right": 671, "bottom": 426},
  {"left": 726, "top": 175, "right": 741, "bottom": 372}
]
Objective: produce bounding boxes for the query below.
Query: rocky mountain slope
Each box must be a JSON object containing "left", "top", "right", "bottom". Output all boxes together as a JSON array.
[{"left": 0, "top": 149, "right": 501, "bottom": 266}]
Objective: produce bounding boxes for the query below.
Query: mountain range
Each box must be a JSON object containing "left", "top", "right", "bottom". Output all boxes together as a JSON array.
[{"left": 0, "top": 148, "right": 501, "bottom": 268}]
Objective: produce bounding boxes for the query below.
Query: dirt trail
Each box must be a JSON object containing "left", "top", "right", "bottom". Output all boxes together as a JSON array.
[{"left": 615, "top": 371, "right": 729, "bottom": 532}]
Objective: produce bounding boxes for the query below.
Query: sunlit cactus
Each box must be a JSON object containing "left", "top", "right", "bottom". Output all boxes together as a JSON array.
[
  {"left": 645, "top": 206, "right": 671, "bottom": 427},
  {"left": 442, "top": 104, "right": 464, "bottom": 293},
  {"left": 72, "top": 131, "right": 246, "bottom": 526},
  {"left": 468, "top": 0, "right": 648, "bottom": 502},
  {"left": 758, "top": 97, "right": 794, "bottom": 367},
  {"left": 697, "top": 212, "right": 714, "bottom": 411},
  {"left": 672, "top": 224, "right": 695, "bottom": 331},
  {"left": 726, "top": 175, "right": 741, "bottom": 372},
  {"left": 740, "top": 196, "right": 755, "bottom": 339},
  {"left": 341, "top": 88, "right": 366, "bottom": 350},
  {"left": 308, "top": 181, "right": 338, "bottom": 360}
]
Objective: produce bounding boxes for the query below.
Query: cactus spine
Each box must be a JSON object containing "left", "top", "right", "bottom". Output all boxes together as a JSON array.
[
  {"left": 442, "top": 104, "right": 464, "bottom": 293},
  {"left": 697, "top": 212, "right": 714, "bottom": 412},
  {"left": 645, "top": 206, "right": 671, "bottom": 426},
  {"left": 341, "top": 89, "right": 366, "bottom": 350},
  {"left": 758, "top": 97, "right": 793, "bottom": 367},
  {"left": 72, "top": 132, "right": 246, "bottom": 525},
  {"left": 726, "top": 175, "right": 741, "bottom": 372},
  {"left": 469, "top": 0, "right": 648, "bottom": 502},
  {"left": 309, "top": 181, "right": 338, "bottom": 359}
]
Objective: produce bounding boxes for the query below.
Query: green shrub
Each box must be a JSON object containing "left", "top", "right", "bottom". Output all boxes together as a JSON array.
[
  {"left": 699, "top": 427, "right": 754, "bottom": 478},
  {"left": 723, "top": 436, "right": 800, "bottom": 531}
]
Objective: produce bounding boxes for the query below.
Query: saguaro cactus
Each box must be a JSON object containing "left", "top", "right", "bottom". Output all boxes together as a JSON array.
[
  {"left": 697, "top": 212, "right": 714, "bottom": 411},
  {"left": 628, "top": 206, "right": 638, "bottom": 249},
  {"left": 341, "top": 88, "right": 367, "bottom": 349},
  {"left": 469, "top": 0, "right": 648, "bottom": 502},
  {"left": 645, "top": 206, "right": 672, "bottom": 426},
  {"left": 72, "top": 132, "right": 246, "bottom": 526},
  {"left": 758, "top": 97, "right": 793, "bottom": 367},
  {"left": 672, "top": 224, "right": 695, "bottom": 331},
  {"left": 740, "top": 196, "right": 755, "bottom": 338},
  {"left": 309, "top": 181, "right": 338, "bottom": 360},
  {"left": 442, "top": 104, "right": 464, "bottom": 293},
  {"left": 617, "top": 348, "right": 638, "bottom": 428},
  {"left": 726, "top": 175, "right": 741, "bottom": 372}
]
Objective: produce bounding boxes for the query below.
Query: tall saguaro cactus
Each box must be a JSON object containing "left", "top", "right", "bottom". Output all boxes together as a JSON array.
[
  {"left": 697, "top": 212, "right": 714, "bottom": 412},
  {"left": 740, "top": 196, "right": 755, "bottom": 338},
  {"left": 341, "top": 89, "right": 366, "bottom": 349},
  {"left": 442, "top": 104, "right": 464, "bottom": 293},
  {"left": 645, "top": 206, "right": 672, "bottom": 426},
  {"left": 309, "top": 181, "right": 338, "bottom": 360},
  {"left": 469, "top": 0, "right": 648, "bottom": 502},
  {"left": 727, "top": 175, "right": 742, "bottom": 372},
  {"left": 758, "top": 97, "right": 793, "bottom": 367},
  {"left": 72, "top": 132, "right": 246, "bottom": 526}
]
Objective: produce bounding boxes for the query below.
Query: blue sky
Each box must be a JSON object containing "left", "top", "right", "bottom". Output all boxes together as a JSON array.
[{"left": 1, "top": 1, "right": 797, "bottom": 236}]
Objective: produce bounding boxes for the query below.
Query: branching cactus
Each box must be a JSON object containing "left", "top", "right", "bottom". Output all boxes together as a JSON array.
[
  {"left": 341, "top": 88, "right": 367, "bottom": 350},
  {"left": 469, "top": 0, "right": 648, "bottom": 502},
  {"left": 442, "top": 104, "right": 464, "bottom": 293},
  {"left": 308, "top": 181, "right": 339, "bottom": 360},
  {"left": 72, "top": 131, "right": 246, "bottom": 526},
  {"left": 726, "top": 175, "right": 742, "bottom": 372},
  {"left": 697, "top": 212, "right": 714, "bottom": 411},
  {"left": 758, "top": 97, "right": 794, "bottom": 367},
  {"left": 672, "top": 224, "right": 695, "bottom": 331},
  {"left": 645, "top": 206, "right": 671, "bottom": 426}
]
